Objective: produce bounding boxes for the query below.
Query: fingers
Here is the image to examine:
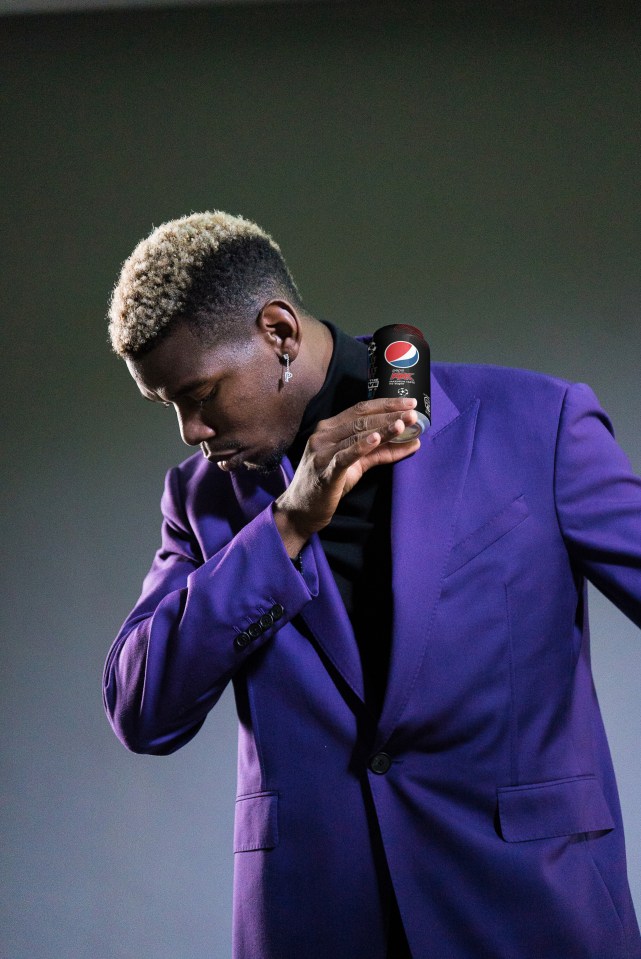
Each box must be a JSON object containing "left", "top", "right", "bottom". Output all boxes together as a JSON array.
[
  {"left": 276, "top": 399, "right": 422, "bottom": 543},
  {"left": 353, "top": 397, "right": 417, "bottom": 415},
  {"left": 328, "top": 415, "right": 413, "bottom": 474},
  {"left": 317, "top": 397, "right": 416, "bottom": 434},
  {"left": 309, "top": 399, "right": 420, "bottom": 480},
  {"left": 313, "top": 403, "right": 418, "bottom": 451},
  {"left": 359, "top": 435, "right": 421, "bottom": 469}
]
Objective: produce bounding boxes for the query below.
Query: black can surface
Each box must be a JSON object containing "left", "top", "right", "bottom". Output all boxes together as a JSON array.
[{"left": 367, "top": 324, "right": 431, "bottom": 442}]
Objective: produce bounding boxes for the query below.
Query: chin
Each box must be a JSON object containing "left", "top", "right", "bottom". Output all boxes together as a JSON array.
[{"left": 244, "top": 444, "right": 289, "bottom": 474}]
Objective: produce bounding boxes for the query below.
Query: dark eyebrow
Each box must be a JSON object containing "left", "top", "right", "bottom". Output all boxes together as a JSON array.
[
  {"left": 169, "top": 378, "right": 212, "bottom": 401},
  {"left": 143, "top": 378, "right": 212, "bottom": 403}
]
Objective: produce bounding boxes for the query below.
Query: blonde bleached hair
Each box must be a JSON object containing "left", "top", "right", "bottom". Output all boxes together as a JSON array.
[{"left": 108, "top": 210, "right": 302, "bottom": 357}]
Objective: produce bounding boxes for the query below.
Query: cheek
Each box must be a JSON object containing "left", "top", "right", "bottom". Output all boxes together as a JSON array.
[{"left": 224, "top": 374, "right": 283, "bottom": 435}]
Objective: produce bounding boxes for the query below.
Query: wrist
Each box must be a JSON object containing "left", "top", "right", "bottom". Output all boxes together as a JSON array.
[{"left": 272, "top": 500, "right": 310, "bottom": 559}]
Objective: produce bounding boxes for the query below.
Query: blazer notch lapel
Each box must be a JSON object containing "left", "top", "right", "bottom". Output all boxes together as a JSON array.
[{"left": 379, "top": 394, "right": 480, "bottom": 741}]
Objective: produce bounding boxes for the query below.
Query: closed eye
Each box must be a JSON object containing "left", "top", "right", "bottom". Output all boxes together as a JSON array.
[
  {"left": 198, "top": 386, "right": 217, "bottom": 409},
  {"left": 142, "top": 394, "right": 171, "bottom": 408}
]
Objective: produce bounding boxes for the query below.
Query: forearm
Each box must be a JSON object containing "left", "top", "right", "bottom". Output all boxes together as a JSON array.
[{"left": 103, "top": 503, "right": 318, "bottom": 754}]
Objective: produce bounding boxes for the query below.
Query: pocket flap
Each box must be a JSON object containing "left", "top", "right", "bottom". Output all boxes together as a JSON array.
[
  {"left": 497, "top": 775, "right": 614, "bottom": 842},
  {"left": 234, "top": 791, "right": 279, "bottom": 852},
  {"left": 446, "top": 495, "right": 529, "bottom": 577}
]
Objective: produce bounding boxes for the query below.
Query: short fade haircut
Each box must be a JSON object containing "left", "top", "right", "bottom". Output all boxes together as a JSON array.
[{"left": 108, "top": 211, "right": 302, "bottom": 358}]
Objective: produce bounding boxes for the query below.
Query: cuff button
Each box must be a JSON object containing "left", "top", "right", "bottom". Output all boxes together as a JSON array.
[{"left": 234, "top": 632, "right": 251, "bottom": 650}]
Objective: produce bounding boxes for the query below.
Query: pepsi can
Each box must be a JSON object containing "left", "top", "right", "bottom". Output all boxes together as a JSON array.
[{"left": 367, "top": 324, "right": 430, "bottom": 443}]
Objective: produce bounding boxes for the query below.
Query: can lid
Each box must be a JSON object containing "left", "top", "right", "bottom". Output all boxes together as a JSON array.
[
  {"left": 389, "top": 412, "right": 429, "bottom": 443},
  {"left": 375, "top": 323, "right": 425, "bottom": 340}
]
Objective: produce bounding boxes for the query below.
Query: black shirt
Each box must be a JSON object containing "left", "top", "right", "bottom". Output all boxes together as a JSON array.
[{"left": 287, "top": 324, "right": 393, "bottom": 712}]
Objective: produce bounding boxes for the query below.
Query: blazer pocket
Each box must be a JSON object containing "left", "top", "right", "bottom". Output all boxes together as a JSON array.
[
  {"left": 497, "top": 774, "right": 614, "bottom": 842},
  {"left": 234, "top": 791, "right": 279, "bottom": 853},
  {"left": 445, "top": 494, "right": 529, "bottom": 577}
]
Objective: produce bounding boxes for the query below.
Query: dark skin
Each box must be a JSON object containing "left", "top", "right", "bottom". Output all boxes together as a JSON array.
[{"left": 126, "top": 300, "right": 420, "bottom": 558}]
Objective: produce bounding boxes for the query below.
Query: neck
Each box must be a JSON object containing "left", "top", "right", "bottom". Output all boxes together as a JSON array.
[{"left": 296, "top": 315, "right": 334, "bottom": 404}]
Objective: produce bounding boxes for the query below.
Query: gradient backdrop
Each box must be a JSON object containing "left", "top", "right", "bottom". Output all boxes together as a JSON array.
[{"left": 1, "top": 3, "right": 640, "bottom": 957}]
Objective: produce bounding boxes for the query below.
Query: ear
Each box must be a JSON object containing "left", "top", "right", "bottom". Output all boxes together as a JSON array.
[{"left": 256, "top": 300, "right": 301, "bottom": 363}]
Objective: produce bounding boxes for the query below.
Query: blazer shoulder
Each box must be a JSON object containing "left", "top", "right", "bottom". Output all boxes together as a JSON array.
[{"left": 433, "top": 361, "right": 573, "bottom": 418}]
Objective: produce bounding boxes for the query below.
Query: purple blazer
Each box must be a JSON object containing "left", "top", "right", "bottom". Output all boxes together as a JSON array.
[{"left": 104, "top": 362, "right": 641, "bottom": 959}]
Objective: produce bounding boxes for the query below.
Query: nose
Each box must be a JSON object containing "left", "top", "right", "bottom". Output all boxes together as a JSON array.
[{"left": 177, "top": 407, "right": 216, "bottom": 446}]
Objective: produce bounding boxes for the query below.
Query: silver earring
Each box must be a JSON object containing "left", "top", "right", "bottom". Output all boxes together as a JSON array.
[{"left": 282, "top": 353, "right": 293, "bottom": 382}]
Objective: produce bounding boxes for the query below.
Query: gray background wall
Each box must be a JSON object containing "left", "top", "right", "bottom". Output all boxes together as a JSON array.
[{"left": 1, "top": 3, "right": 640, "bottom": 957}]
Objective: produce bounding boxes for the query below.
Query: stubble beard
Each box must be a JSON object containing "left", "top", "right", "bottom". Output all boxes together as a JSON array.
[{"left": 243, "top": 440, "right": 291, "bottom": 475}]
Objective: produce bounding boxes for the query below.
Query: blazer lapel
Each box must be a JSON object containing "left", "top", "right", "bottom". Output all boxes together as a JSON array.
[
  {"left": 377, "top": 374, "right": 479, "bottom": 744},
  {"left": 230, "top": 462, "right": 289, "bottom": 521},
  {"left": 231, "top": 459, "right": 365, "bottom": 704},
  {"left": 298, "top": 535, "right": 365, "bottom": 703}
]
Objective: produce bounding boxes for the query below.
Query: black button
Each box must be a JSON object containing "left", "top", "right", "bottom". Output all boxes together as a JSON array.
[
  {"left": 247, "top": 622, "right": 262, "bottom": 639},
  {"left": 271, "top": 604, "right": 284, "bottom": 620},
  {"left": 369, "top": 752, "right": 392, "bottom": 775},
  {"left": 259, "top": 613, "right": 274, "bottom": 630},
  {"left": 234, "top": 632, "right": 251, "bottom": 650}
]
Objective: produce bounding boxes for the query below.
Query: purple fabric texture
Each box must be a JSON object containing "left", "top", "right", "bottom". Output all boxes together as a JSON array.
[{"left": 104, "top": 361, "right": 641, "bottom": 959}]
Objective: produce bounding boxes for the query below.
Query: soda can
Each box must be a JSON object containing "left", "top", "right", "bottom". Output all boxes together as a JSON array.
[{"left": 367, "top": 324, "right": 431, "bottom": 443}]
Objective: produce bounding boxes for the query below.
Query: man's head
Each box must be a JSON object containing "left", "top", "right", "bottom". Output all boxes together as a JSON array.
[
  {"left": 109, "top": 211, "right": 332, "bottom": 473},
  {"left": 108, "top": 210, "right": 303, "bottom": 359}
]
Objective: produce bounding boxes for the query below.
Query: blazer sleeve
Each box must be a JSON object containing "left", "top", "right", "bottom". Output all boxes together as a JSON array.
[
  {"left": 103, "top": 466, "right": 319, "bottom": 755},
  {"left": 554, "top": 381, "right": 641, "bottom": 628}
]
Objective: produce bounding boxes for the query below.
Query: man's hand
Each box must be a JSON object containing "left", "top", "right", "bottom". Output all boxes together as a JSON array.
[{"left": 273, "top": 397, "right": 420, "bottom": 558}]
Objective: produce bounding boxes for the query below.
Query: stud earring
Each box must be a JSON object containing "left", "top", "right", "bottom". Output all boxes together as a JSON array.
[{"left": 282, "top": 353, "right": 293, "bottom": 382}]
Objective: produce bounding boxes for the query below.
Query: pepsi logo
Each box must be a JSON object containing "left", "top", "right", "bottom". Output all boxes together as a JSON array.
[{"left": 384, "top": 340, "right": 419, "bottom": 369}]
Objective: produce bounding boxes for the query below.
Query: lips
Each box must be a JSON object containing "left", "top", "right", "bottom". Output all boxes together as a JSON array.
[{"left": 200, "top": 443, "right": 244, "bottom": 470}]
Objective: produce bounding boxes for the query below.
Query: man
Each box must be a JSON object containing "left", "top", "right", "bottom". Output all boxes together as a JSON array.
[{"left": 104, "top": 211, "right": 641, "bottom": 959}]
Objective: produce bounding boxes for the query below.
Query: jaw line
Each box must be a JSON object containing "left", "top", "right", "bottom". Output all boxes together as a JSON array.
[{"left": 200, "top": 441, "right": 289, "bottom": 475}]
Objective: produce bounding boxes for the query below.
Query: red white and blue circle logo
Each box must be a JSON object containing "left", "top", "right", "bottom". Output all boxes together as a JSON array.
[{"left": 384, "top": 340, "right": 419, "bottom": 369}]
